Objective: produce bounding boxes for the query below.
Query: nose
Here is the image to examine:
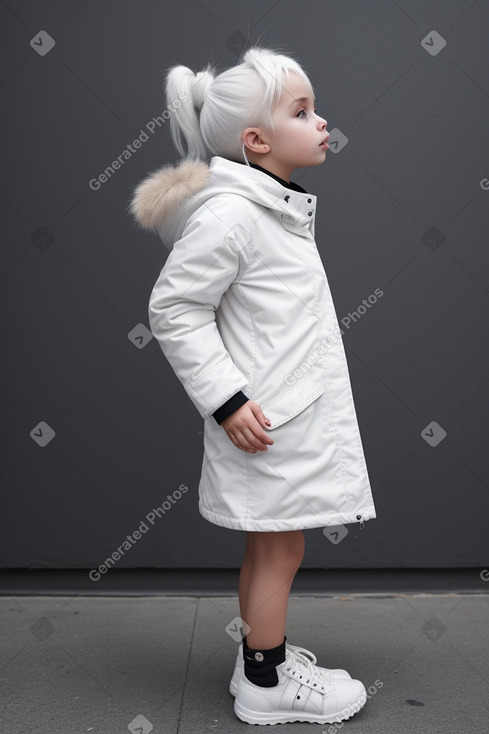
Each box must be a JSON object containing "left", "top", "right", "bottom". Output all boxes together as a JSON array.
[{"left": 316, "top": 113, "right": 327, "bottom": 128}]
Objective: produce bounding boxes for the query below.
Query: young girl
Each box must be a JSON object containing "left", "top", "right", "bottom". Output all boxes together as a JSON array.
[{"left": 130, "top": 45, "right": 376, "bottom": 726}]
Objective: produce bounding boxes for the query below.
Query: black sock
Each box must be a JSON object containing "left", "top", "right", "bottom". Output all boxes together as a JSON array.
[{"left": 242, "top": 635, "right": 287, "bottom": 687}]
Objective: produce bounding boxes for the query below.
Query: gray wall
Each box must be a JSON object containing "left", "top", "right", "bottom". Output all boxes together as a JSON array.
[{"left": 1, "top": 0, "right": 488, "bottom": 572}]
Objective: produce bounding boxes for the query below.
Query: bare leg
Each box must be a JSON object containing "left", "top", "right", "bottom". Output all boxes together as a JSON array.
[
  {"left": 238, "top": 532, "right": 255, "bottom": 624},
  {"left": 242, "top": 530, "right": 305, "bottom": 650}
]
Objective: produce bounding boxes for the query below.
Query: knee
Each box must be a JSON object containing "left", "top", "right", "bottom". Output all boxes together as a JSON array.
[
  {"left": 253, "top": 531, "right": 305, "bottom": 572},
  {"left": 289, "top": 532, "right": 305, "bottom": 568},
  {"left": 278, "top": 538, "right": 304, "bottom": 574}
]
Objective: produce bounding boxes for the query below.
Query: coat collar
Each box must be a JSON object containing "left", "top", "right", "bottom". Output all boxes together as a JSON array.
[
  {"left": 208, "top": 158, "right": 318, "bottom": 240},
  {"left": 129, "top": 156, "right": 317, "bottom": 247},
  {"left": 247, "top": 160, "right": 308, "bottom": 194}
]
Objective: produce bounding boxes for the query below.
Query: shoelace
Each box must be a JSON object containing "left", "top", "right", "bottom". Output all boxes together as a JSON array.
[
  {"left": 283, "top": 648, "right": 335, "bottom": 692},
  {"left": 288, "top": 644, "right": 318, "bottom": 666}
]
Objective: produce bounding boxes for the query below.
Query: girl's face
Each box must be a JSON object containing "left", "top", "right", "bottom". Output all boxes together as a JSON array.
[{"left": 244, "top": 71, "right": 329, "bottom": 182}]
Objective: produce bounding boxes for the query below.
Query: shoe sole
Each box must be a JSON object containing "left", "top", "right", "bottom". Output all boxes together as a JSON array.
[{"left": 234, "top": 689, "right": 367, "bottom": 725}]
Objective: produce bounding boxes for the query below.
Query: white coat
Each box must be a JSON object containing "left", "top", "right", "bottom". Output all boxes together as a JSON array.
[{"left": 130, "top": 156, "right": 377, "bottom": 532}]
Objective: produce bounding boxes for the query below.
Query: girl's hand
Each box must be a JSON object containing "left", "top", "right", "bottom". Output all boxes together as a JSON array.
[{"left": 220, "top": 400, "right": 274, "bottom": 453}]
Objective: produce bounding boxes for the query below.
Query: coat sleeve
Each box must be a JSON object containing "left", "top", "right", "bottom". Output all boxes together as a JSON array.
[{"left": 148, "top": 194, "right": 253, "bottom": 420}]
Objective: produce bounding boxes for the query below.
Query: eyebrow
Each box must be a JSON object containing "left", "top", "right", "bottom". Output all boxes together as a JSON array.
[{"left": 289, "top": 96, "right": 316, "bottom": 107}]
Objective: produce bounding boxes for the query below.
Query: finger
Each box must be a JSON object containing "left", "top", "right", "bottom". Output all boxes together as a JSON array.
[
  {"left": 239, "top": 425, "right": 273, "bottom": 451},
  {"left": 256, "top": 411, "right": 271, "bottom": 428},
  {"left": 228, "top": 425, "right": 262, "bottom": 452},
  {"left": 250, "top": 404, "right": 272, "bottom": 428},
  {"left": 256, "top": 428, "right": 274, "bottom": 445},
  {"left": 245, "top": 420, "right": 274, "bottom": 446},
  {"left": 228, "top": 429, "right": 257, "bottom": 453}
]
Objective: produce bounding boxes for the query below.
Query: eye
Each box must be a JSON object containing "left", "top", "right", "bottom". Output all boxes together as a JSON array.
[{"left": 297, "top": 107, "right": 319, "bottom": 118}]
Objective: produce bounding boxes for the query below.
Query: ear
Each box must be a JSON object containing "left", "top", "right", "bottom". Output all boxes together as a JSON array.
[{"left": 242, "top": 127, "right": 271, "bottom": 156}]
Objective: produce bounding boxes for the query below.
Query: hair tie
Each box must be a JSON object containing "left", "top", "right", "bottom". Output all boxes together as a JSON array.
[{"left": 193, "top": 70, "right": 211, "bottom": 111}]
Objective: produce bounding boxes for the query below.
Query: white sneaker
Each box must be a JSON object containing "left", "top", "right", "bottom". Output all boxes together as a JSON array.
[
  {"left": 234, "top": 647, "right": 366, "bottom": 725},
  {"left": 229, "top": 642, "right": 350, "bottom": 696}
]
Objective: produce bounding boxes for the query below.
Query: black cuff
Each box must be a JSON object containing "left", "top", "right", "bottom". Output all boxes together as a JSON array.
[{"left": 213, "top": 391, "right": 249, "bottom": 425}]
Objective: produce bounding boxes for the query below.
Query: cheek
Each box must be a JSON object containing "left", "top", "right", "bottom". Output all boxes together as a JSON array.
[{"left": 284, "top": 121, "right": 307, "bottom": 142}]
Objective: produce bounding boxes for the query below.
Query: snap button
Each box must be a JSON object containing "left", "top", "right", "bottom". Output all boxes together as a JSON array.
[
  {"left": 307, "top": 198, "right": 312, "bottom": 203},
  {"left": 308, "top": 211, "right": 313, "bottom": 216},
  {"left": 255, "top": 652, "right": 264, "bottom": 661},
  {"left": 284, "top": 195, "right": 290, "bottom": 202}
]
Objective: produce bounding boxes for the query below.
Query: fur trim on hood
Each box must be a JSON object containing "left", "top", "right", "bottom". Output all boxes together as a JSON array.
[{"left": 129, "top": 159, "right": 210, "bottom": 232}]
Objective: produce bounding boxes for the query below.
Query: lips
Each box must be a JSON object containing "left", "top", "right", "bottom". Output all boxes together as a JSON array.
[{"left": 319, "top": 135, "right": 330, "bottom": 146}]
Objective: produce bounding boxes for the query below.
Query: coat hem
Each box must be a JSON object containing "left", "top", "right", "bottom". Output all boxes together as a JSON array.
[{"left": 199, "top": 504, "right": 376, "bottom": 532}]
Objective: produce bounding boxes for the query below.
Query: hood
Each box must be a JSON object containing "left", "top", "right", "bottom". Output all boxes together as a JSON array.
[{"left": 129, "top": 156, "right": 317, "bottom": 249}]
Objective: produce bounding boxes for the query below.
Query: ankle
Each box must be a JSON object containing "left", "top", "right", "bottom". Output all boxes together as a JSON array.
[{"left": 242, "top": 635, "right": 287, "bottom": 687}]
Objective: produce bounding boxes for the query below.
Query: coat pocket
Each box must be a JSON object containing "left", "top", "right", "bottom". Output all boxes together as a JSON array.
[{"left": 260, "top": 379, "right": 324, "bottom": 430}]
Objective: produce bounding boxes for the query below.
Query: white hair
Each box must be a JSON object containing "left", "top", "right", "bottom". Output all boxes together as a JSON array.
[{"left": 165, "top": 46, "right": 315, "bottom": 162}]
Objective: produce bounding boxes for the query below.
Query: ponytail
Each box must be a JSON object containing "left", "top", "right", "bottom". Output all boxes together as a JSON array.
[{"left": 165, "top": 64, "right": 215, "bottom": 160}]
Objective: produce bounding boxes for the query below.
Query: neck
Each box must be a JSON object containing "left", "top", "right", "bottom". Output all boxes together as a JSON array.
[{"left": 246, "top": 156, "right": 291, "bottom": 184}]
